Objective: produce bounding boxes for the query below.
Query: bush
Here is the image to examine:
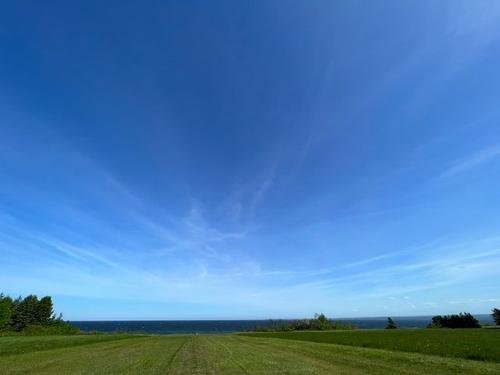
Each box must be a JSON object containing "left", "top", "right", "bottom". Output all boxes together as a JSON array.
[{"left": 21, "top": 322, "right": 80, "bottom": 336}]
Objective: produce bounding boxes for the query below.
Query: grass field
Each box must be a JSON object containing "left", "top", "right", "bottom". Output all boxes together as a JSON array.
[
  {"left": 0, "top": 334, "right": 144, "bottom": 357},
  {"left": 240, "top": 328, "right": 500, "bottom": 362},
  {"left": 1, "top": 331, "right": 500, "bottom": 374}
]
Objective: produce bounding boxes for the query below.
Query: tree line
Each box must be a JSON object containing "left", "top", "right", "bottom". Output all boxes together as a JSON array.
[
  {"left": 252, "top": 313, "right": 357, "bottom": 332},
  {"left": 253, "top": 309, "right": 500, "bottom": 332},
  {"left": 386, "top": 309, "right": 500, "bottom": 329},
  {"left": 0, "top": 293, "right": 78, "bottom": 334}
]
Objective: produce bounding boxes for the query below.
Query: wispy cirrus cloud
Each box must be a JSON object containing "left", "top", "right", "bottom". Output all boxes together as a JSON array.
[
  {"left": 439, "top": 145, "right": 500, "bottom": 179},
  {"left": 2, "top": 2, "right": 500, "bottom": 320}
]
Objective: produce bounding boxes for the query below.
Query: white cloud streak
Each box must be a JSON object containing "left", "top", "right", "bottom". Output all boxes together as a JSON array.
[{"left": 439, "top": 145, "right": 500, "bottom": 179}]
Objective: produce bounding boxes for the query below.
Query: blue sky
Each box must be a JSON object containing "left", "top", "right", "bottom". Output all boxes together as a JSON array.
[{"left": 1, "top": 1, "right": 500, "bottom": 320}]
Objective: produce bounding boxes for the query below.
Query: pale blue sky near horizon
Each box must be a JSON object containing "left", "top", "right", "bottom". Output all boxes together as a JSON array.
[{"left": 1, "top": 1, "right": 500, "bottom": 320}]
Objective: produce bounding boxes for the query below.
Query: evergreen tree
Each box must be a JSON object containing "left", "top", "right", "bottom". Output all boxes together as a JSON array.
[
  {"left": 315, "top": 313, "right": 330, "bottom": 330},
  {"left": 0, "top": 292, "right": 77, "bottom": 333},
  {"left": 386, "top": 317, "right": 397, "bottom": 329},
  {"left": 429, "top": 313, "right": 480, "bottom": 328},
  {"left": 11, "top": 295, "right": 40, "bottom": 330},
  {"left": 37, "top": 296, "right": 54, "bottom": 324},
  {"left": 492, "top": 308, "right": 500, "bottom": 326},
  {"left": 0, "top": 294, "right": 13, "bottom": 329}
]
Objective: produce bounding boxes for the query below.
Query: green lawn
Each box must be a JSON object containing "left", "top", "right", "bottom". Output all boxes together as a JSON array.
[
  {"left": 240, "top": 328, "right": 500, "bottom": 363},
  {"left": 1, "top": 332, "right": 500, "bottom": 374},
  {"left": 0, "top": 334, "right": 143, "bottom": 357}
]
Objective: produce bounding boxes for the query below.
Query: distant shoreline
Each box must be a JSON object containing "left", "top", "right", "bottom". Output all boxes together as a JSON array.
[{"left": 70, "top": 314, "right": 494, "bottom": 333}]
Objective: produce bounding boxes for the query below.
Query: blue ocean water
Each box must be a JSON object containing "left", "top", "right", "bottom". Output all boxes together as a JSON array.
[{"left": 71, "top": 315, "right": 493, "bottom": 334}]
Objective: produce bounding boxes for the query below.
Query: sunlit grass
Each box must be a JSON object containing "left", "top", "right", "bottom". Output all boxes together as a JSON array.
[
  {"left": 1, "top": 333, "right": 500, "bottom": 374},
  {"left": 240, "top": 328, "right": 500, "bottom": 362}
]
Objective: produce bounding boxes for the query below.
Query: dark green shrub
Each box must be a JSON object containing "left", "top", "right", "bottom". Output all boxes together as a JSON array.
[{"left": 22, "top": 322, "right": 79, "bottom": 335}]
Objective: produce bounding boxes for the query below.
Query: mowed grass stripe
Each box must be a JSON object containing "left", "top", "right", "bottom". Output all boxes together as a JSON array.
[
  {"left": 0, "top": 334, "right": 500, "bottom": 374},
  {"left": 220, "top": 335, "right": 344, "bottom": 374},
  {"left": 0, "top": 336, "right": 185, "bottom": 374},
  {"left": 0, "top": 334, "right": 143, "bottom": 357},
  {"left": 233, "top": 335, "right": 500, "bottom": 375},
  {"left": 168, "top": 335, "right": 215, "bottom": 374},
  {"left": 240, "top": 328, "right": 500, "bottom": 362},
  {"left": 204, "top": 335, "right": 251, "bottom": 374},
  {"left": 165, "top": 336, "right": 188, "bottom": 373}
]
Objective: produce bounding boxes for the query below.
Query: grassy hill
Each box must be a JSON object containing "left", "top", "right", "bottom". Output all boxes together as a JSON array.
[{"left": 0, "top": 330, "right": 499, "bottom": 374}]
